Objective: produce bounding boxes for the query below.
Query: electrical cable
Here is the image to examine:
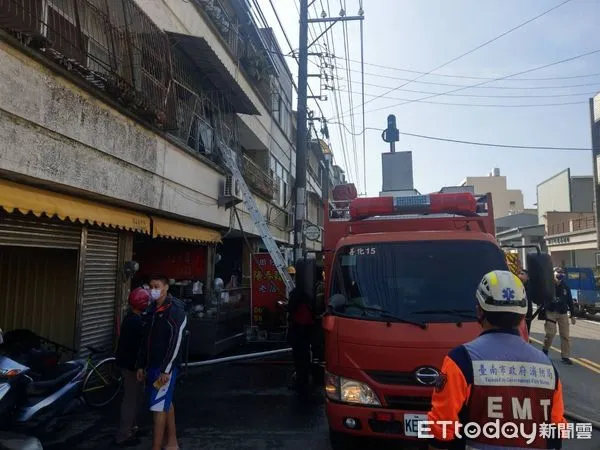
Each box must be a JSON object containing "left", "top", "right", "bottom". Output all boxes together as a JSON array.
[
  {"left": 334, "top": 47, "right": 600, "bottom": 120},
  {"left": 359, "top": 11, "right": 366, "bottom": 195},
  {"left": 398, "top": 130, "right": 592, "bottom": 151},
  {"left": 314, "top": 0, "right": 347, "bottom": 175},
  {"left": 328, "top": 122, "right": 592, "bottom": 151},
  {"left": 340, "top": 0, "right": 360, "bottom": 190},
  {"left": 303, "top": 0, "right": 355, "bottom": 183},
  {"left": 266, "top": 0, "right": 327, "bottom": 121},
  {"left": 333, "top": 89, "right": 588, "bottom": 108},
  {"left": 302, "top": 0, "right": 353, "bottom": 188},
  {"left": 335, "top": 81, "right": 600, "bottom": 99},
  {"left": 341, "top": 0, "right": 575, "bottom": 116},
  {"left": 330, "top": 57, "right": 600, "bottom": 82},
  {"left": 308, "top": 0, "right": 358, "bottom": 179},
  {"left": 304, "top": 57, "right": 600, "bottom": 91},
  {"left": 323, "top": 0, "right": 354, "bottom": 182}
]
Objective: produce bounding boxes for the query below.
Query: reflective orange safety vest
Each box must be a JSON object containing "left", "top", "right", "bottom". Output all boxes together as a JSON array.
[{"left": 427, "top": 328, "right": 567, "bottom": 449}]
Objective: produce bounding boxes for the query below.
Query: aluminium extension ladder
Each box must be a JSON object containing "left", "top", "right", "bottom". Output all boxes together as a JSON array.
[{"left": 217, "top": 140, "right": 296, "bottom": 293}]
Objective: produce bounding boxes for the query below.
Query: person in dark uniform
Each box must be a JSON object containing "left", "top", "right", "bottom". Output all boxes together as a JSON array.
[
  {"left": 287, "top": 265, "right": 316, "bottom": 394},
  {"left": 311, "top": 269, "right": 326, "bottom": 386},
  {"left": 543, "top": 267, "right": 576, "bottom": 364},
  {"left": 114, "top": 287, "right": 149, "bottom": 447}
]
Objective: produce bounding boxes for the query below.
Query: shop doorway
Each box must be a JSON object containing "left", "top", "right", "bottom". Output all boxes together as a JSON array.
[
  {"left": 215, "top": 238, "right": 243, "bottom": 287},
  {"left": 0, "top": 245, "right": 78, "bottom": 348}
]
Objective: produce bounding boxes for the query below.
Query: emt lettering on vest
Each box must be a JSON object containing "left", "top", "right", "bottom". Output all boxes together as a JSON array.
[{"left": 426, "top": 270, "right": 567, "bottom": 449}]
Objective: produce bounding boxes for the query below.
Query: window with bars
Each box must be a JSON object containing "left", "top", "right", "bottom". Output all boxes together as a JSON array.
[{"left": 0, "top": 0, "right": 172, "bottom": 126}]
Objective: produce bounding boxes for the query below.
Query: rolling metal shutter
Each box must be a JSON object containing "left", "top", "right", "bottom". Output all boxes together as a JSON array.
[
  {"left": 0, "top": 216, "right": 81, "bottom": 249},
  {"left": 79, "top": 228, "right": 119, "bottom": 355}
]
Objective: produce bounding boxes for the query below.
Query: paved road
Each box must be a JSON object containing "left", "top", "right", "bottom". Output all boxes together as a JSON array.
[
  {"left": 47, "top": 314, "right": 600, "bottom": 450},
  {"left": 65, "top": 355, "right": 600, "bottom": 450},
  {"left": 529, "top": 314, "right": 600, "bottom": 425}
]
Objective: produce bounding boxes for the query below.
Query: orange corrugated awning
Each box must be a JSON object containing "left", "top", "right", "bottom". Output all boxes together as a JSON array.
[
  {"left": 0, "top": 178, "right": 150, "bottom": 234},
  {"left": 151, "top": 216, "right": 221, "bottom": 244}
]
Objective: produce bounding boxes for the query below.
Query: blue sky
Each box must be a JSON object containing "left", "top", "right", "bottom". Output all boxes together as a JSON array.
[{"left": 256, "top": 0, "right": 599, "bottom": 207}]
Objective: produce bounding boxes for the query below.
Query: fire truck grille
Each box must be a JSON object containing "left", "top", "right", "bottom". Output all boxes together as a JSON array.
[
  {"left": 366, "top": 371, "right": 419, "bottom": 386},
  {"left": 385, "top": 396, "right": 432, "bottom": 411}
]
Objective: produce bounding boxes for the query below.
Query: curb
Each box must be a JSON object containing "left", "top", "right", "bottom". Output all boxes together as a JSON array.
[{"left": 564, "top": 410, "right": 600, "bottom": 430}]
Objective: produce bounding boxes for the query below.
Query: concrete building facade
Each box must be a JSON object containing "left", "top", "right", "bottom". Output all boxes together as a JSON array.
[
  {"left": 537, "top": 169, "right": 593, "bottom": 225},
  {"left": 537, "top": 169, "right": 596, "bottom": 268},
  {"left": 0, "top": 0, "right": 326, "bottom": 353},
  {"left": 460, "top": 168, "right": 524, "bottom": 218}
]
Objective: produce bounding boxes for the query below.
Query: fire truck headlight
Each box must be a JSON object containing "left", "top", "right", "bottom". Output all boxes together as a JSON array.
[
  {"left": 340, "top": 378, "right": 381, "bottom": 405},
  {"left": 325, "top": 371, "right": 381, "bottom": 406}
]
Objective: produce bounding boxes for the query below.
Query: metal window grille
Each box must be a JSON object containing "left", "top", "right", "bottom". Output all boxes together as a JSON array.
[{"left": 0, "top": 0, "right": 172, "bottom": 127}]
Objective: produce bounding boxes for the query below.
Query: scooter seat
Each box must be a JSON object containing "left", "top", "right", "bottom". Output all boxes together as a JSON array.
[{"left": 25, "top": 363, "right": 83, "bottom": 397}]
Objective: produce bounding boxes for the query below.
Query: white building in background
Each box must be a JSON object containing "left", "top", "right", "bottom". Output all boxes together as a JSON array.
[
  {"left": 459, "top": 168, "right": 524, "bottom": 219},
  {"left": 538, "top": 169, "right": 596, "bottom": 267},
  {"left": 536, "top": 169, "right": 594, "bottom": 225}
]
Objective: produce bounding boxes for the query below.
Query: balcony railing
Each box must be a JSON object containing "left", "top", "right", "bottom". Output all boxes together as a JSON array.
[
  {"left": 0, "top": 0, "right": 172, "bottom": 127},
  {"left": 242, "top": 154, "right": 277, "bottom": 199},
  {"left": 547, "top": 217, "right": 596, "bottom": 236},
  {"left": 192, "top": 0, "right": 274, "bottom": 106},
  {"left": 193, "top": 0, "right": 240, "bottom": 56}
]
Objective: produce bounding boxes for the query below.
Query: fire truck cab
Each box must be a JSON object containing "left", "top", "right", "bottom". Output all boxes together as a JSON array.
[{"left": 321, "top": 189, "right": 529, "bottom": 448}]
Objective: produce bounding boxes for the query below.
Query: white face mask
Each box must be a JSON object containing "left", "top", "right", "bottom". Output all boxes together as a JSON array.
[{"left": 150, "top": 289, "right": 162, "bottom": 301}]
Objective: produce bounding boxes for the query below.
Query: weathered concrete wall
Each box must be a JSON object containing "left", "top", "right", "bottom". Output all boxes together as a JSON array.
[{"left": 0, "top": 41, "right": 288, "bottom": 242}]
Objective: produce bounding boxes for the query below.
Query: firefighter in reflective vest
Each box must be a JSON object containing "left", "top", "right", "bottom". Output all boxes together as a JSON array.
[
  {"left": 426, "top": 270, "right": 567, "bottom": 449},
  {"left": 505, "top": 252, "right": 534, "bottom": 334}
]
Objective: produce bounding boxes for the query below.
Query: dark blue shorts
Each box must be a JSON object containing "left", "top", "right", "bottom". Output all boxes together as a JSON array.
[{"left": 146, "top": 367, "right": 177, "bottom": 412}]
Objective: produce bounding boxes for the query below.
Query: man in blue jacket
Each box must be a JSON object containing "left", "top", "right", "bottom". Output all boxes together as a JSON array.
[{"left": 137, "top": 275, "right": 187, "bottom": 450}]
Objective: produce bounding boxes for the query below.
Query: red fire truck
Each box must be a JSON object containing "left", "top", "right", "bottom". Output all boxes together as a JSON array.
[{"left": 321, "top": 187, "right": 529, "bottom": 448}]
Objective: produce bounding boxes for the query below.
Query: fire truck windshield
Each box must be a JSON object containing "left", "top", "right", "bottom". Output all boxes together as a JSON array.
[{"left": 330, "top": 240, "right": 508, "bottom": 323}]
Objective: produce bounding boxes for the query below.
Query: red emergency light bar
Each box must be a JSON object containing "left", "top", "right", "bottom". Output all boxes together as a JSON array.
[{"left": 349, "top": 192, "right": 477, "bottom": 220}]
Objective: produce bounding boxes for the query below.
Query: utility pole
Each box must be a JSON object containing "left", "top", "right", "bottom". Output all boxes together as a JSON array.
[
  {"left": 293, "top": 0, "right": 309, "bottom": 265},
  {"left": 293, "top": 0, "right": 364, "bottom": 271}
]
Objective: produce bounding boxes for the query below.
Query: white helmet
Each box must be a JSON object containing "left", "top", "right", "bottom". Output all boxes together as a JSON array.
[{"left": 476, "top": 270, "right": 527, "bottom": 315}]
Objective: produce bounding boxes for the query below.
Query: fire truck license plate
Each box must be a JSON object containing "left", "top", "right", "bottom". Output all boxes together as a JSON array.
[{"left": 403, "top": 413, "right": 427, "bottom": 437}]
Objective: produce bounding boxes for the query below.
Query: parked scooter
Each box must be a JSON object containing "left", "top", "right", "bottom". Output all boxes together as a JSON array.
[
  {"left": 0, "top": 329, "right": 88, "bottom": 439},
  {"left": 0, "top": 329, "right": 43, "bottom": 449}
]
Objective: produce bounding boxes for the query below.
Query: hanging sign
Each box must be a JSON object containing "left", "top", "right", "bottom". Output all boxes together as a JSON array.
[
  {"left": 250, "top": 253, "right": 286, "bottom": 326},
  {"left": 304, "top": 224, "right": 321, "bottom": 241}
]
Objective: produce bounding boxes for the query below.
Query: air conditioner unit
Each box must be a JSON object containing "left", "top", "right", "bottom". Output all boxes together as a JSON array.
[
  {"left": 218, "top": 174, "right": 244, "bottom": 208},
  {"left": 224, "top": 174, "right": 242, "bottom": 199}
]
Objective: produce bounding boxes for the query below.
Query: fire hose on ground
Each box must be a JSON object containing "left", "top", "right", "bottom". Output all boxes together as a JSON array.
[{"left": 179, "top": 345, "right": 600, "bottom": 430}]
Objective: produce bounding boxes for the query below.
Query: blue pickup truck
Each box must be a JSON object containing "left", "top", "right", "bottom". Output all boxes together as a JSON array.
[{"left": 564, "top": 267, "right": 600, "bottom": 316}]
